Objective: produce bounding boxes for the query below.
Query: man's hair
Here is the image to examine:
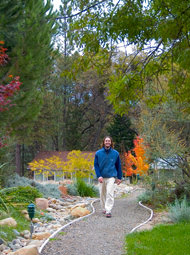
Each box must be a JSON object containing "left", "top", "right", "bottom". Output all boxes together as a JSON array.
[{"left": 101, "top": 136, "right": 114, "bottom": 148}]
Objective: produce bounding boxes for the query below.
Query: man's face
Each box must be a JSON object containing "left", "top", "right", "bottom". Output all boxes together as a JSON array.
[{"left": 104, "top": 137, "right": 111, "bottom": 148}]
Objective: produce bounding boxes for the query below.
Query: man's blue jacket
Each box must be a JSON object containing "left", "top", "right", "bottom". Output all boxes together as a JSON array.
[{"left": 94, "top": 147, "right": 122, "bottom": 180}]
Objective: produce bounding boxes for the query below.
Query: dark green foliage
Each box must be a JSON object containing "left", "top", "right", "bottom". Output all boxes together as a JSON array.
[
  {"left": 172, "top": 182, "right": 190, "bottom": 200},
  {"left": 76, "top": 178, "right": 99, "bottom": 197},
  {"left": 0, "top": 0, "right": 58, "bottom": 155},
  {"left": 107, "top": 114, "right": 137, "bottom": 152}
]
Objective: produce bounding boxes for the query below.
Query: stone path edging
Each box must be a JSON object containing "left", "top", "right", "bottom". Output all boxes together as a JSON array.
[
  {"left": 39, "top": 198, "right": 99, "bottom": 254},
  {"left": 129, "top": 187, "right": 154, "bottom": 233},
  {"left": 130, "top": 200, "right": 154, "bottom": 233}
]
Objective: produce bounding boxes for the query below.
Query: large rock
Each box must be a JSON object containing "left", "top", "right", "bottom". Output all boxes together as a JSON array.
[
  {"left": 35, "top": 198, "right": 48, "bottom": 210},
  {"left": 9, "top": 245, "right": 39, "bottom": 255},
  {"left": 0, "top": 217, "right": 17, "bottom": 227},
  {"left": 27, "top": 239, "right": 43, "bottom": 248},
  {"left": 32, "top": 232, "right": 51, "bottom": 240},
  {"left": 20, "top": 210, "right": 30, "bottom": 221},
  {"left": 71, "top": 207, "right": 90, "bottom": 218},
  {"left": 46, "top": 207, "right": 56, "bottom": 212},
  {"left": 32, "top": 218, "right": 40, "bottom": 223},
  {"left": 21, "top": 210, "right": 28, "bottom": 215},
  {"left": 71, "top": 203, "right": 86, "bottom": 211},
  {"left": 0, "top": 244, "right": 6, "bottom": 252},
  {"left": 20, "top": 230, "right": 31, "bottom": 239}
]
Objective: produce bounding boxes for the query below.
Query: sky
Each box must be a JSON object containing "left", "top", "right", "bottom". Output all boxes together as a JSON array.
[{"left": 53, "top": 0, "right": 62, "bottom": 11}]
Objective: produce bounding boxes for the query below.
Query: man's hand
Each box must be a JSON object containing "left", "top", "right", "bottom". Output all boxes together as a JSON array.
[
  {"left": 98, "top": 177, "right": 104, "bottom": 183},
  {"left": 116, "top": 179, "right": 122, "bottom": 185}
]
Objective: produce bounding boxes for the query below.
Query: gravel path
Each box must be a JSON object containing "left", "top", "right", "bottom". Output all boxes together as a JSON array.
[{"left": 41, "top": 190, "right": 150, "bottom": 255}]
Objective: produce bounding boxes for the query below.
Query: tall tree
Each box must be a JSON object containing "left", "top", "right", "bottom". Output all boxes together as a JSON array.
[
  {"left": 65, "top": 0, "right": 190, "bottom": 113},
  {"left": 107, "top": 114, "right": 137, "bottom": 153},
  {"left": 0, "top": 0, "right": 57, "bottom": 175}
]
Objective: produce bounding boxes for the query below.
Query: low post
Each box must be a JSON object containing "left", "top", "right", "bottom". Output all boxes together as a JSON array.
[{"left": 27, "top": 203, "right": 35, "bottom": 239}]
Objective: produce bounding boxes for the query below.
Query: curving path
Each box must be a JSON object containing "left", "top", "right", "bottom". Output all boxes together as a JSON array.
[{"left": 40, "top": 190, "right": 150, "bottom": 255}]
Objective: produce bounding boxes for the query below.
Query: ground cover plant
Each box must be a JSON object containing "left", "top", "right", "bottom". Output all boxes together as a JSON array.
[
  {"left": 0, "top": 207, "right": 30, "bottom": 242},
  {"left": 125, "top": 222, "right": 190, "bottom": 255},
  {"left": 0, "top": 185, "right": 44, "bottom": 242},
  {"left": 5, "top": 174, "right": 61, "bottom": 199},
  {"left": 169, "top": 196, "right": 190, "bottom": 223}
]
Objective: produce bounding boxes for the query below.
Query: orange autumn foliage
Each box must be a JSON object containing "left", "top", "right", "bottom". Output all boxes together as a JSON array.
[{"left": 123, "top": 136, "right": 149, "bottom": 177}]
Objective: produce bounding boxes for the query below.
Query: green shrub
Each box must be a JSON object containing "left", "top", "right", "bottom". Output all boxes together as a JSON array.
[
  {"left": 76, "top": 178, "right": 99, "bottom": 197},
  {"left": 1, "top": 186, "right": 43, "bottom": 204},
  {"left": 67, "top": 179, "right": 99, "bottom": 197},
  {"left": 172, "top": 182, "right": 190, "bottom": 200},
  {"left": 169, "top": 196, "right": 190, "bottom": 223},
  {"left": 138, "top": 183, "right": 176, "bottom": 209},
  {"left": 137, "top": 190, "right": 153, "bottom": 204},
  {"left": 33, "top": 182, "right": 61, "bottom": 199},
  {"left": 5, "top": 174, "right": 32, "bottom": 187}
]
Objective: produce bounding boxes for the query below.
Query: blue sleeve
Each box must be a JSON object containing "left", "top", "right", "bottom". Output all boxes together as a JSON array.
[
  {"left": 115, "top": 154, "right": 122, "bottom": 180},
  {"left": 94, "top": 154, "right": 101, "bottom": 178}
]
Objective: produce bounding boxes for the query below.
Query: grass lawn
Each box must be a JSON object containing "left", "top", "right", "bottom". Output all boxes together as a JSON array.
[{"left": 125, "top": 222, "right": 190, "bottom": 255}]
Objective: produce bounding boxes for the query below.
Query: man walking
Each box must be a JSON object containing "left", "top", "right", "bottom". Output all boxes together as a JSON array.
[{"left": 94, "top": 136, "right": 122, "bottom": 218}]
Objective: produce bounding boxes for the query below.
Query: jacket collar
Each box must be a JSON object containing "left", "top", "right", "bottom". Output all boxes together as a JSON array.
[{"left": 103, "top": 147, "right": 111, "bottom": 153}]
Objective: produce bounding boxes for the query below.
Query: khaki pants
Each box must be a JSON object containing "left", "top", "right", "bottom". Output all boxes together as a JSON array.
[{"left": 99, "top": 177, "right": 115, "bottom": 214}]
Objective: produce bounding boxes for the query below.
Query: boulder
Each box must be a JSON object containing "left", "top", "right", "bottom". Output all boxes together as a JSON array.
[
  {"left": 24, "top": 214, "right": 30, "bottom": 221},
  {"left": 32, "top": 218, "right": 40, "bottom": 223},
  {"left": 46, "top": 207, "right": 56, "bottom": 212},
  {"left": 71, "top": 207, "right": 90, "bottom": 218},
  {"left": 20, "top": 230, "right": 30, "bottom": 239},
  {"left": 9, "top": 245, "right": 39, "bottom": 255},
  {"left": 0, "top": 244, "right": 6, "bottom": 252},
  {"left": 0, "top": 238, "right": 4, "bottom": 245},
  {"left": 21, "top": 210, "right": 28, "bottom": 215},
  {"left": 32, "top": 232, "right": 51, "bottom": 240},
  {"left": 35, "top": 198, "right": 48, "bottom": 210},
  {"left": 0, "top": 217, "right": 17, "bottom": 227},
  {"left": 27, "top": 240, "right": 43, "bottom": 248},
  {"left": 71, "top": 203, "right": 86, "bottom": 211}
]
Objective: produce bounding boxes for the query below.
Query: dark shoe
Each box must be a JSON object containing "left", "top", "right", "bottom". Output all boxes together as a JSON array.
[{"left": 106, "top": 213, "right": 111, "bottom": 218}]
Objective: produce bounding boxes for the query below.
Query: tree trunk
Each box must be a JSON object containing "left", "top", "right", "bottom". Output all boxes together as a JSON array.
[
  {"left": 21, "top": 144, "right": 25, "bottom": 176},
  {"left": 16, "top": 144, "right": 22, "bottom": 176}
]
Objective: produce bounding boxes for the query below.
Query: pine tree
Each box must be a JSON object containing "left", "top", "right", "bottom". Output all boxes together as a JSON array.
[
  {"left": 107, "top": 114, "right": 137, "bottom": 153},
  {"left": 0, "top": 0, "right": 57, "bottom": 175}
]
